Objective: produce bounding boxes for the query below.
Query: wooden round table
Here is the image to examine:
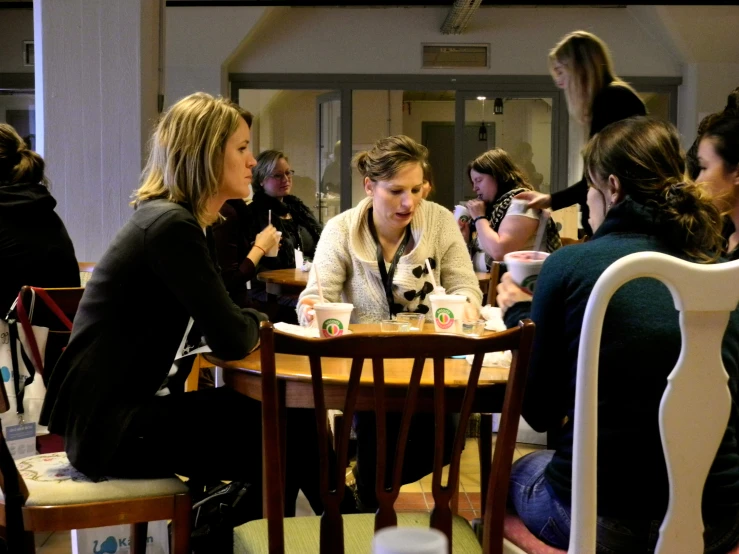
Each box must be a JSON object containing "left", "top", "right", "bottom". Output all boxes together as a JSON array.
[{"left": 255, "top": 268, "right": 310, "bottom": 320}]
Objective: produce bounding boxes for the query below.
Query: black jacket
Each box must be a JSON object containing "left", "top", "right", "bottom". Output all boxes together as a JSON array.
[
  {"left": 40, "top": 199, "right": 264, "bottom": 479},
  {"left": 504, "top": 197, "right": 739, "bottom": 520},
  {"left": 0, "top": 182, "right": 79, "bottom": 315},
  {"left": 550, "top": 84, "right": 646, "bottom": 235},
  {"left": 244, "top": 191, "right": 322, "bottom": 291}
]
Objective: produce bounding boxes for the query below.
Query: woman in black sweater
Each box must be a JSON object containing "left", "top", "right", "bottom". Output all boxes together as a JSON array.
[
  {"left": 40, "top": 94, "right": 268, "bottom": 512},
  {"left": 498, "top": 117, "right": 739, "bottom": 553},
  {"left": 517, "top": 31, "right": 646, "bottom": 236},
  {"left": 0, "top": 124, "right": 79, "bottom": 316}
]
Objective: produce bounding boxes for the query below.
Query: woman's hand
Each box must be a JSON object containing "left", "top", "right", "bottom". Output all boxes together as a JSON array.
[
  {"left": 463, "top": 302, "right": 480, "bottom": 322},
  {"left": 496, "top": 273, "right": 533, "bottom": 315},
  {"left": 298, "top": 297, "right": 318, "bottom": 324},
  {"left": 466, "top": 199, "right": 486, "bottom": 219},
  {"left": 515, "top": 191, "right": 552, "bottom": 210},
  {"left": 458, "top": 218, "right": 470, "bottom": 243},
  {"left": 255, "top": 224, "right": 280, "bottom": 253}
]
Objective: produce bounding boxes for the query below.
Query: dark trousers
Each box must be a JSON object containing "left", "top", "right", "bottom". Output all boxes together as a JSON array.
[
  {"left": 354, "top": 412, "right": 458, "bottom": 511},
  {"left": 106, "top": 388, "right": 326, "bottom": 518}
]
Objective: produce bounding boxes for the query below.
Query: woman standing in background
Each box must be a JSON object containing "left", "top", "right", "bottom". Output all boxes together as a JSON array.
[{"left": 516, "top": 30, "right": 646, "bottom": 236}]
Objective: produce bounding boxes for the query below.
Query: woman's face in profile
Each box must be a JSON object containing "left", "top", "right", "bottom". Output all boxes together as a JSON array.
[
  {"left": 219, "top": 118, "right": 257, "bottom": 200},
  {"left": 697, "top": 137, "right": 739, "bottom": 212},
  {"left": 469, "top": 169, "right": 498, "bottom": 203},
  {"left": 551, "top": 61, "right": 569, "bottom": 90}
]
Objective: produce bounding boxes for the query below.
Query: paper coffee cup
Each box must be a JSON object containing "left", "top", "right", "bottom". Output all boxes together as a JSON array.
[
  {"left": 266, "top": 231, "right": 282, "bottom": 257},
  {"left": 314, "top": 302, "right": 354, "bottom": 338},
  {"left": 503, "top": 250, "right": 550, "bottom": 294},
  {"left": 453, "top": 204, "right": 470, "bottom": 221},
  {"left": 372, "top": 527, "right": 447, "bottom": 554},
  {"left": 428, "top": 293, "right": 466, "bottom": 334}
]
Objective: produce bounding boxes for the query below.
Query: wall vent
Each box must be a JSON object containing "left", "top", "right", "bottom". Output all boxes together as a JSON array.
[{"left": 422, "top": 44, "right": 489, "bottom": 69}]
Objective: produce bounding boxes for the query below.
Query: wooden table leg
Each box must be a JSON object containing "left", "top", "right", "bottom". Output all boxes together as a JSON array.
[{"left": 478, "top": 413, "right": 493, "bottom": 517}]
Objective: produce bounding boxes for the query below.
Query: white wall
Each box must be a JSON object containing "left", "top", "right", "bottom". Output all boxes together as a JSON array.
[
  {"left": 0, "top": 9, "right": 34, "bottom": 73},
  {"left": 230, "top": 7, "right": 680, "bottom": 76}
]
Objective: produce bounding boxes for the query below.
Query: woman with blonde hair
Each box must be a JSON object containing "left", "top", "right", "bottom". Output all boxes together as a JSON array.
[
  {"left": 497, "top": 117, "right": 739, "bottom": 552},
  {"left": 461, "top": 148, "right": 560, "bottom": 271},
  {"left": 517, "top": 30, "right": 646, "bottom": 235},
  {"left": 298, "top": 135, "right": 481, "bottom": 511},
  {"left": 40, "top": 93, "right": 268, "bottom": 514}
]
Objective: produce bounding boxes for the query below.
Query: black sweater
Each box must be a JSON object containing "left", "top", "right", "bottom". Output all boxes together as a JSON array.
[
  {"left": 0, "top": 182, "right": 79, "bottom": 315},
  {"left": 504, "top": 197, "right": 739, "bottom": 520},
  {"left": 550, "top": 84, "right": 646, "bottom": 235},
  {"left": 40, "top": 199, "right": 265, "bottom": 479}
]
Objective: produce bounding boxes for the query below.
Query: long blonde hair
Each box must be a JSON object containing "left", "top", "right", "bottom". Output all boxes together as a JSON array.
[
  {"left": 549, "top": 31, "right": 634, "bottom": 126},
  {"left": 133, "top": 92, "right": 251, "bottom": 227},
  {"left": 0, "top": 123, "right": 46, "bottom": 187},
  {"left": 352, "top": 135, "right": 428, "bottom": 182}
]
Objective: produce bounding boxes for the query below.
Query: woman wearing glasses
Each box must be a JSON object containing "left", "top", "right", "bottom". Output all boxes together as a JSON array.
[{"left": 218, "top": 149, "right": 322, "bottom": 323}]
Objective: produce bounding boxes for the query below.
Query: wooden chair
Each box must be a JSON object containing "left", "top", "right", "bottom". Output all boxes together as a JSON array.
[
  {"left": 503, "top": 253, "right": 739, "bottom": 554},
  {"left": 559, "top": 237, "right": 583, "bottom": 247},
  {"left": 234, "top": 319, "right": 535, "bottom": 554},
  {"left": 4, "top": 286, "right": 193, "bottom": 553},
  {"left": 77, "top": 262, "right": 96, "bottom": 287},
  {"left": 486, "top": 261, "right": 504, "bottom": 307}
]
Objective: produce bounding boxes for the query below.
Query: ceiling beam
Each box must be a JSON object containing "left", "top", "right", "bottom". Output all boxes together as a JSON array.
[{"left": 441, "top": 0, "right": 482, "bottom": 35}]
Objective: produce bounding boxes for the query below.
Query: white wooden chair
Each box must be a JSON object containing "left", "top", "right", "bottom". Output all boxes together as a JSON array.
[
  {"left": 570, "top": 252, "right": 739, "bottom": 553},
  {"left": 503, "top": 253, "right": 739, "bottom": 554}
]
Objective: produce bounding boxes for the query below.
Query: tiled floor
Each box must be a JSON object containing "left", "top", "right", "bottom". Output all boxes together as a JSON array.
[{"left": 33, "top": 438, "right": 545, "bottom": 553}]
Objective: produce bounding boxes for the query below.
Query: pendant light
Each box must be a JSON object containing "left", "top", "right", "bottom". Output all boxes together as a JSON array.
[
  {"left": 477, "top": 96, "right": 487, "bottom": 142},
  {"left": 494, "top": 97, "right": 504, "bottom": 115}
]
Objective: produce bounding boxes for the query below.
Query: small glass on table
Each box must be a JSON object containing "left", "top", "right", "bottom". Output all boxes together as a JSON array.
[
  {"left": 380, "top": 320, "right": 411, "bottom": 332},
  {"left": 461, "top": 319, "right": 485, "bottom": 337},
  {"left": 394, "top": 312, "right": 425, "bottom": 332}
]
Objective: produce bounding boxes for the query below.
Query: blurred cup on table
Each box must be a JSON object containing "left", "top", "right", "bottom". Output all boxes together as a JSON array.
[
  {"left": 372, "top": 527, "right": 447, "bottom": 554},
  {"left": 453, "top": 204, "right": 470, "bottom": 221},
  {"left": 266, "top": 231, "right": 282, "bottom": 257},
  {"left": 428, "top": 293, "right": 466, "bottom": 335},
  {"left": 502, "top": 250, "right": 550, "bottom": 295},
  {"left": 395, "top": 312, "right": 424, "bottom": 332},
  {"left": 380, "top": 320, "right": 410, "bottom": 332},
  {"left": 314, "top": 302, "right": 354, "bottom": 338},
  {"left": 461, "top": 319, "right": 485, "bottom": 337}
]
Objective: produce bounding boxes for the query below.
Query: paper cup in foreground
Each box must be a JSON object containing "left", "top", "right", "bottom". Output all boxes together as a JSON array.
[
  {"left": 428, "top": 293, "right": 466, "bottom": 334},
  {"left": 314, "top": 302, "right": 354, "bottom": 338},
  {"left": 266, "top": 231, "right": 282, "bottom": 257},
  {"left": 503, "top": 250, "right": 550, "bottom": 295}
]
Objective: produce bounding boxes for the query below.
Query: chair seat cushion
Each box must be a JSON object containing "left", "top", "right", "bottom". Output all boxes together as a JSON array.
[
  {"left": 235, "top": 512, "right": 482, "bottom": 553},
  {"left": 6, "top": 451, "right": 188, "bottom": 506},
  {"left": 503, "top": 514, "right": 566, "bottom": 554}
]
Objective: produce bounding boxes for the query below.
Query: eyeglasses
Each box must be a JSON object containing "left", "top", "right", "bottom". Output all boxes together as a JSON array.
[{"left": 268, "top": 170, "right": 295, "bottom": 181}]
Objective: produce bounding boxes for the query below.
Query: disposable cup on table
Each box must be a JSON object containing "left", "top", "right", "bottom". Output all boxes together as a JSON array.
[
  {"left": 314, "top": 302, "right": 354, "bottom": 338},
  {"left": 266, "top": 231, "right": 282, "bottom": 257},
  {"left": 453, "top": 204, "right": 470, "bottom": 221},
  {"left": 372, "top": 527, "right": 448, "bottom": 554},
  {"left": 428, "top": 293, "right": 466, "bottom": 335},
  {"left": 502, "top": 250, "right": 550, "bottom": 295},
  {"left": 380, "top": 320, "right": 410, "bottom": 332},
  {"left": 461, "top": 319, "right": 485, "bottom": 337}
]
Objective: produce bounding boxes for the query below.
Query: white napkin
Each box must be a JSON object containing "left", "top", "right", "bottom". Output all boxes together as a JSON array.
[
  {"left": 466, "top": 304, "right": 512, "bottom": 368},
  {"left": 274, "top": 322, "right": 320, "bottom": 338}
]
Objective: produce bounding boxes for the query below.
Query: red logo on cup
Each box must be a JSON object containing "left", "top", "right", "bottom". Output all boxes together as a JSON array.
[
  {"left": 434, "top": 307, "right": 455, "bottom": 330},
  {"left": 321, "top": 318, "right": 344, "bottom": 338}
]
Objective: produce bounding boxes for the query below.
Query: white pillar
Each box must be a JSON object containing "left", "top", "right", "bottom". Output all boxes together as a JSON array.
[{"left": 33, "top": 0, "right": 162, "bottom": 262}]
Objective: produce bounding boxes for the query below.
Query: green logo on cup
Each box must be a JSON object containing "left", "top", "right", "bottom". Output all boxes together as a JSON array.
[
  {"left": 321, "top": 318, "right": 344, "bottom": 338},
  {"left": 435, "top": 307, "right": 455, "bottom": 330},
  {"left": 521, "top": 274, "right": 538, "bottom": 294}
]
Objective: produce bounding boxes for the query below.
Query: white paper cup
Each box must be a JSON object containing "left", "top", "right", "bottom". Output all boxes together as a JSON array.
[
  {"left": 507, "top": 198, "right": 532, "bottom": 216},
  {"left": 503, "top": 250, "right": 550, "bottom": 294},
  {"left": 266, "top": 231, "right": 282, "bottom": 257},
  {"left": 428, "top": 293, "right": 467, "bottom": 334},
  {"left": 453, "top": 204, "right": 470, "bottom": 221},
  {"left": 373, "top": 527, "right": 448, "bottom": 554},
  {"left": 314, "top": 302, "right": 354, "bottom": 338}
]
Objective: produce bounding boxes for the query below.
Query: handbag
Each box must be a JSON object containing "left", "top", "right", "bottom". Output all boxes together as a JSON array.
[{"left": 1, "top": 287, "right": 73, "bottom": 437}]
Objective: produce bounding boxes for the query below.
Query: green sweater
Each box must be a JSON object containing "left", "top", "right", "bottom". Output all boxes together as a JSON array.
[{"left": 504, "top": 197, "right": 739, "bottom": 520}]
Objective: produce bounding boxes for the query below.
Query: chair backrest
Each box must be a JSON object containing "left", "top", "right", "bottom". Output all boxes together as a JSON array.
[
  {"left": 78, "top": 262, "right": 95, "bottom": 287},
  {"left": 569, "top": 253, "right": 739, "bottom": 554},
  {"left": 559, "top": 237, "right": 584, "bottom": 247},
  {"left": 486, "top": 261, "right": 504, "bottom": 307},
  {"left": 259, "top": 320, "right": 535, "bottom": 554},
  {"left": 19, "top": 286, "right": 84, "bottom": 329}
]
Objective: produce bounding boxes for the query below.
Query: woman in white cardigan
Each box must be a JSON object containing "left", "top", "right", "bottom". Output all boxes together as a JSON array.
[
  {"left": 298, "top": 135, "right": 482, "bottom": 511},
  {"left": 298, "top": 138, "right": 481, "bottom": 324}
]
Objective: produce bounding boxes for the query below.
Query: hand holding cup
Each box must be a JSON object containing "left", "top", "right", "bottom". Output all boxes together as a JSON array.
[
  {"left": 496, "top": 273, "right": 533, "bottom": 315},
  {"left": 255, "top": 224, "right": 280, "bottom": 255}
]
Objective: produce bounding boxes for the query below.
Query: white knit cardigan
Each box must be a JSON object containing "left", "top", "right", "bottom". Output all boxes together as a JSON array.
[{"left": 298, "top": 197, "right": 482, "bottom": 325}]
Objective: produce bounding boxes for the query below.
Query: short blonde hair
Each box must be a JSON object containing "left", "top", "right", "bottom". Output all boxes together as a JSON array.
[
  {"left": 133, "top": 92, "right": 251, "bottom": 227},
  {"left": 549, "top": 31, "right": 634, "bottom": 126}
]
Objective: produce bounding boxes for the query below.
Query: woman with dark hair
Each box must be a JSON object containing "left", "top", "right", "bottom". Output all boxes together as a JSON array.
[
  {"left": 516, "top": 31, "right": 646, "bottom": 236},
  {"left": 0, "top": 123, "right": 79, "bottom": 316},
  {"left": 461, "top": 148, "right": 560, "bottom": 271},
  {"left": 242, "top": 149, "right": 322, "bottom": 322},
  {"left": 697, "top": 115, "right": 739, "bottom": 260},
  {"left": 497, "top": 117, "right": 739, "bottom": 552},
  {"left": 687, "top": 87, "right": 739, "bottom": 180}
]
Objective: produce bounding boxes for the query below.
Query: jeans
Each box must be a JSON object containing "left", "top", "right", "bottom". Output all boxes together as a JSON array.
[{"left": 508, "top": 450, "right": 739, "bottom": 553}]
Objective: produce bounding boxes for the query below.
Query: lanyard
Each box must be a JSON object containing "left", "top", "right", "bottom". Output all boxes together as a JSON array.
[{"left": 368, "top": 209, "right": 412, "bottom": 316}]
